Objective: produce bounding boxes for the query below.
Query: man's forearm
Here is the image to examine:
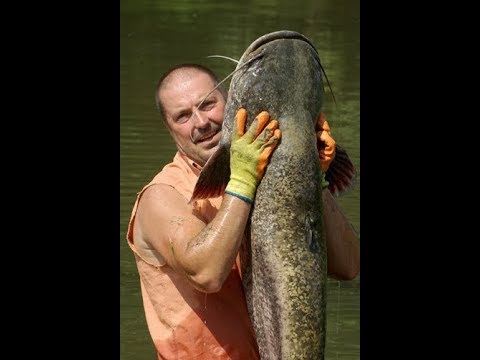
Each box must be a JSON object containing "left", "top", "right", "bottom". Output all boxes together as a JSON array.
[
  {"left": 180, "top": 194, "right": 251, "bottom": 292},
  {"left": 323, "top": 189, "right": 360, "bottom": 280}
]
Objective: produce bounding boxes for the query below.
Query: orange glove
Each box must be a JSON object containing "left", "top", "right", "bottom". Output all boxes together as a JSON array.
[
  {"left": 315, "top": 112, "right": 336, "bottom": 173},
  {"left": 225, "top": 108, "right": 282, "bottom": 204}
]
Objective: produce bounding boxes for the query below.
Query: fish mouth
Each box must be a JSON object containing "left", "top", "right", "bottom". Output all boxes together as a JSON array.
[
  {"left": 236, "top": 30, "right": 322, "bottom": 75},
  {"left": 243, "top": 30, "right": 319, "bottom": 59}
]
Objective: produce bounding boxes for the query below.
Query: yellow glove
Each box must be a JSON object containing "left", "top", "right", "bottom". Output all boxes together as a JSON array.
[
  {"left": 316, "top": 112, "right": 336, "bottom": 173},
  {"left": 225, "top": 108, "right": 281, "bottom": 204}
]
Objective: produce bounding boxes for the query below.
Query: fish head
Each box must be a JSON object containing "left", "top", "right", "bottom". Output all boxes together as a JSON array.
[
  {"left": 220, "top": 30, "right": 325, "bottom": 145},
  {"left": 191, "top": 31, "right": 326, "bottom": 201}
]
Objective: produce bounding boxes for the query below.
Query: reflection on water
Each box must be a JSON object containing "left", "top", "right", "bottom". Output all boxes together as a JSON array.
[{"left": 120, "top": 0, "right": 359, "bottom": 359}]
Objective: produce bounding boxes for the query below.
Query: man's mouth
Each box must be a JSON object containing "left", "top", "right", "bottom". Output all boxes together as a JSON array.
[{"left": 195, "top": 131, "right": 218, "bottom": 144}]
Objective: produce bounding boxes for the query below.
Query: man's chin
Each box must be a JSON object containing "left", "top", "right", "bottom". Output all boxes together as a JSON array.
[{"left": 205, "top": 144, "right": 219, "bottom": 159}]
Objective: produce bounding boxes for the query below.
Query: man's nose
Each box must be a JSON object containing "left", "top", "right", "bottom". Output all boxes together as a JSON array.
[{"left": 192, "top": 109, "right": 209, "bottom": 128}]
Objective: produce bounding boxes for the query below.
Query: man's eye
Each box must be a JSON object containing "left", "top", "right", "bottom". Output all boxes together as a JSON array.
[
  {"left": 200, "top": 101, "right": 215, "bottom": 111},
  {"left": 176, "top": 113, "right": 190, "bottom": 124}
]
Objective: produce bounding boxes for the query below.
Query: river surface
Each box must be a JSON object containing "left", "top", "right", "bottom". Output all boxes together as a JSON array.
[{"left": 120, "top": 0, "right": 360, "bottom": 358}]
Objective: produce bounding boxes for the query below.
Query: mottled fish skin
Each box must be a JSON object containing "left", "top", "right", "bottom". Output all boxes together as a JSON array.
[
  {"left": 229, "top": 31, "right": 326, "bottom": 360},
  {"left": 194, "top": 30, "right": 327, "bottom": 359}
]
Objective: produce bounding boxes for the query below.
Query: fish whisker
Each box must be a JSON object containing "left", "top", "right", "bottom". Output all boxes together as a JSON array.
[
  {"left": 206, "top": 55, "right": 239, "bottom": 64},
  {"left": 197, "top": 53, "right": 264, "bottom": 110}
]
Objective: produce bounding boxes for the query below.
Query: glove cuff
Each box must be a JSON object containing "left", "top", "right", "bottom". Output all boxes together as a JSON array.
[
  {"left": 225, "top": 176, "right": 257, "bottom": 204},
  {"left": 224, "top": 190, "right": 254, "bottom": 204}
]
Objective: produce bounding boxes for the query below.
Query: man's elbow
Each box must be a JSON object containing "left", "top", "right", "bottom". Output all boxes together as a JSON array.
[
  {"left": 188, "top": 272, "right": 227, "bottom": 294},
  {"left": 328, "top": 261, "right": 360, "bottom": 281},
  {"left": 340, "top": 266, "right": 360, "bottom": 281}
]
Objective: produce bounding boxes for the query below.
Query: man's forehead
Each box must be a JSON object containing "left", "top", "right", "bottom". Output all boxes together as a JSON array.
[
  {"left": 161, "top": 72, "right": 222, "bottom": 113},
  {"left": 167, "top": 69, "right": 215, "bottom": 88},
  {"left": 163, "top": 72, "right": 215, "bottom": 99}
]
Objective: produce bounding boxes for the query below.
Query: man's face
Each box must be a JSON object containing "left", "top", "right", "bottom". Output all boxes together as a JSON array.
[{"left": 160, "top": 71, "right": 226, "bottom": 167}]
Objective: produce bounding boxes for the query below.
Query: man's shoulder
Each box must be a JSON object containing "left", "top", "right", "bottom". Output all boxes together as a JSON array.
[
  {"left": 143, "top": 153, "right": 196, "bottom": 201},
  {"left": 152, "top": 167, "right": 186, "bottom": 187}
]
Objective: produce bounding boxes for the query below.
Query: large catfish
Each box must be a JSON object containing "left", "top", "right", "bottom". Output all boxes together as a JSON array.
[{"left": 191, "top": 30, "right": 355, "bottom": 360}]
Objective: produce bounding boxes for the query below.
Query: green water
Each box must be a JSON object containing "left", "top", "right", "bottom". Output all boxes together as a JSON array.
[{"left": 120, "top": 0, "right": 360, "bottom": 358}]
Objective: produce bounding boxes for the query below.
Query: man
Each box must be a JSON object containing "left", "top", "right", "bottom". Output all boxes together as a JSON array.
[{"left": 127, "top": 64, "right": 359, "bottom": 359}]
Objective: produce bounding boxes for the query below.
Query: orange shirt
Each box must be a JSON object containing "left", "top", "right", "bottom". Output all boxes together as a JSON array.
[{"left": 127, "top": 152, "right": 260, "bottom": 359}]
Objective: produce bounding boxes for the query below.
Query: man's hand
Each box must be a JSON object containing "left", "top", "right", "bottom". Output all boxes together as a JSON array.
[
  {"left": 316, "top": 112, "right": 336, "bottom": 173},
  {"left": 225, "top": 108, "right": 281, "bottom": 204}
]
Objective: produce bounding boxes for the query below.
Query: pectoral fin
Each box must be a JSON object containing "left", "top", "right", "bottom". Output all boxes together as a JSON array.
[
  {"left": 190, "top": 145, "right": 231, "bottom": 203},
  {"left": 325, "top": 144, "right": 356, "bottom": 196}
]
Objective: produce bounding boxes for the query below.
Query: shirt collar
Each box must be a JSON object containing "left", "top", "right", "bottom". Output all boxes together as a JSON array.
[{"left": 177, "top": 151, "right": 203, "bottom": 176}]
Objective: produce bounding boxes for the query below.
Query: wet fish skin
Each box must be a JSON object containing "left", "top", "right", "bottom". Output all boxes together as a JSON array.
[
  {"left": 193, "top": 30, "right": 328, "bottom": 359},
  {"left": 236, "top": 32, "right": 326, "bottom": 360}
]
